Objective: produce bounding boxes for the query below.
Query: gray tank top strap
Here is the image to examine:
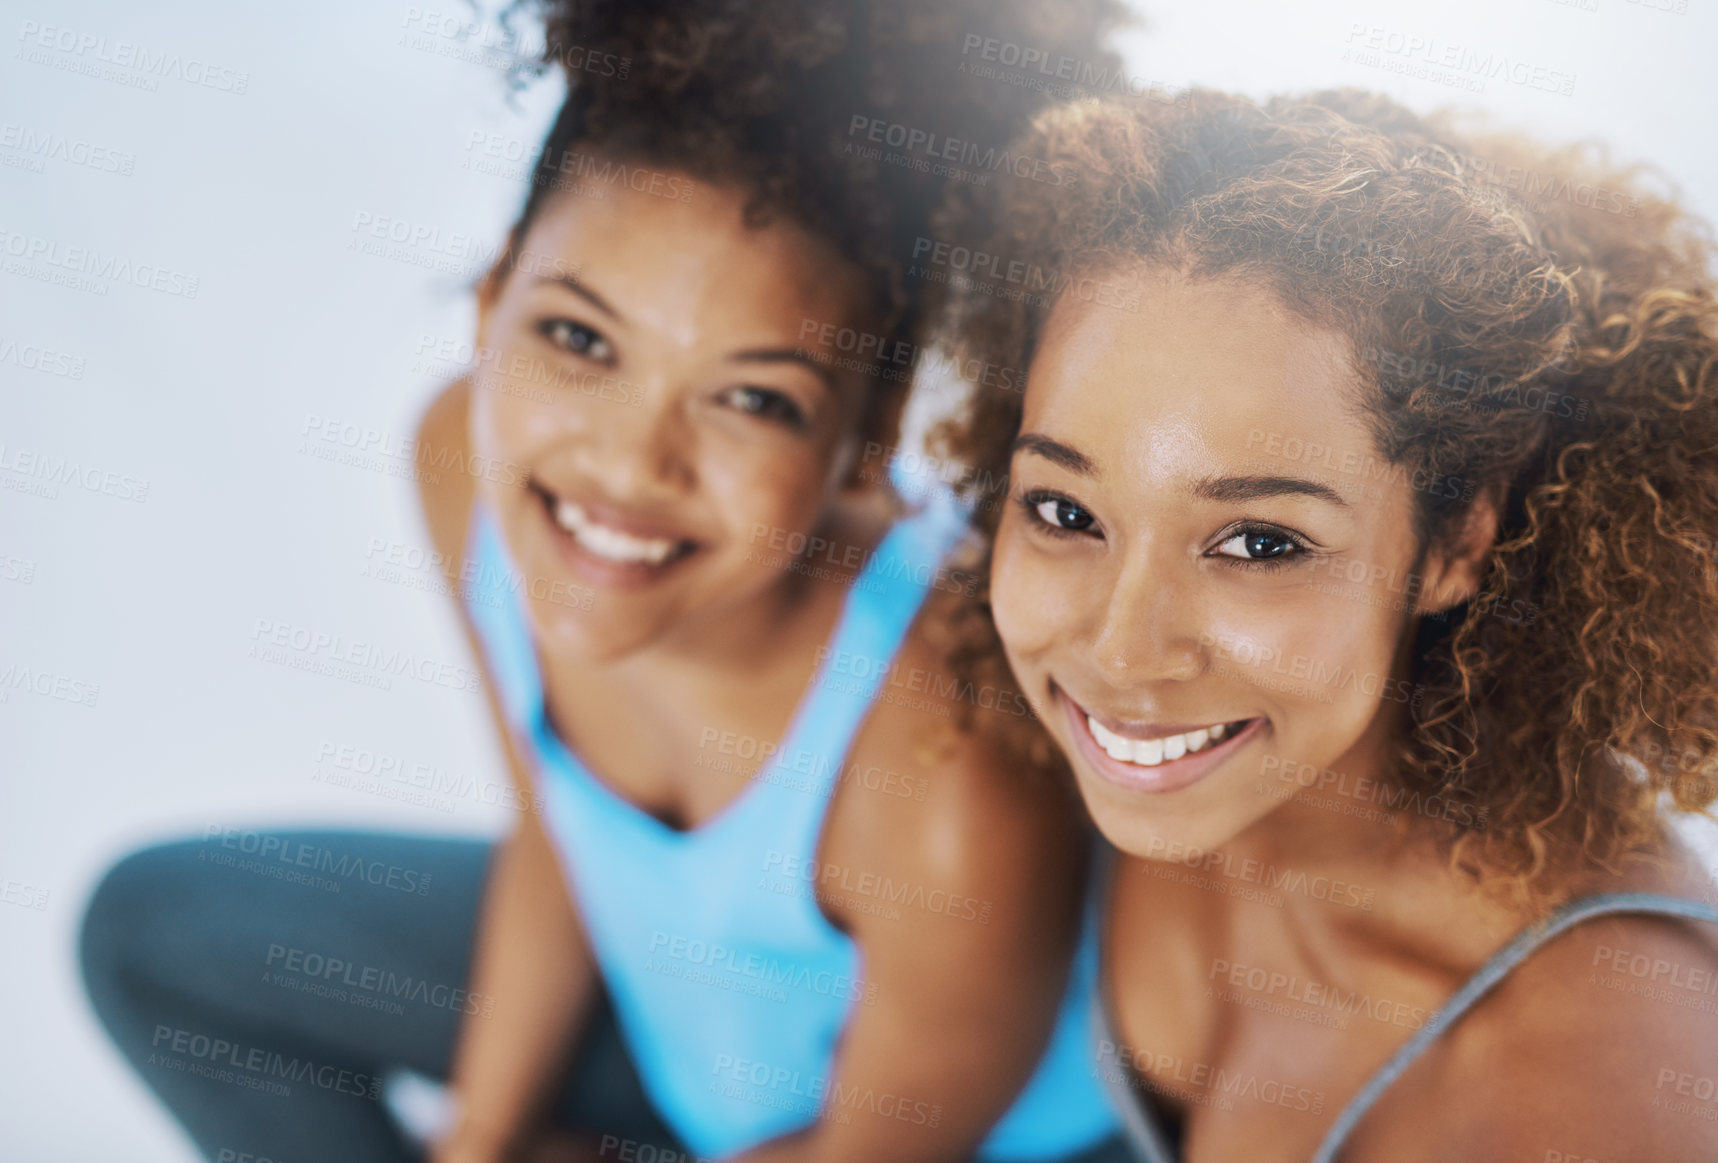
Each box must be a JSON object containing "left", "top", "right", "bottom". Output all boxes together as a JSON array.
[
  {"left": 1090, "top": 839, "right": 1179, "bottom": 1163},
  {"left": 1311, "top": 891, "right": 1718, "bottom": 1162}
]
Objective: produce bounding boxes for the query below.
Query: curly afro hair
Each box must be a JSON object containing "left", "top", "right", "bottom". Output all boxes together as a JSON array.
[
  {"left": 932, "top": 88, "right": 1718, "bottom": 909},
  {"left": 492, "top": 0, "right": 1129, "bottom": 362}
]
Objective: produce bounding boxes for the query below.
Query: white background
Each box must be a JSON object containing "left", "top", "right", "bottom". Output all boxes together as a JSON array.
[{"left": 3, "top": 0, "right": 1715, "bottom": 1157}]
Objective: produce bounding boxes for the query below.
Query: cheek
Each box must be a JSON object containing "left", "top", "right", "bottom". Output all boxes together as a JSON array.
[
  {"left": 467, "top": 379, "right": 548, "bottom": 461},
  {"left": 990, "top": 524, "right": 1067, "bottom": 663},
  {"left": 699, "top": 440, "right": 833, "bottom": 545}
]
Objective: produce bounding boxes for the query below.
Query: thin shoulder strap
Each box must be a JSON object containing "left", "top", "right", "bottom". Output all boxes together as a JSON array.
[
  {"left": 1312, "top": 892, "right": 1718, "bottom": 1162},
  {"left": 459, "top": 507, "right": 545, "bottom": 732},
  {"left": 1089, "top": 839, "right": 1180, "bottom": 1163},
  {"left": 767, "top": 492, "right": 970, "bottom": 798}
]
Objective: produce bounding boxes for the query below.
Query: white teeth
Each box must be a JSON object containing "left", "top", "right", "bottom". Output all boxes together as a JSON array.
[
  {"left": 1087, "top": 714, "right": 1240, "bottom": 768},
  {"left": 553, "top": 498, "right": 678, "bottom": 565}
]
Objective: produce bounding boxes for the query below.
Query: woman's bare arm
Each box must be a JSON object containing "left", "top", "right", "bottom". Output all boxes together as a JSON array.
[
  {"left": 416, "top": 379, "right": 599, "bottom": 1163},
  {"left": 733, "top": 630, "right": 1090, "bottom": 1163}
]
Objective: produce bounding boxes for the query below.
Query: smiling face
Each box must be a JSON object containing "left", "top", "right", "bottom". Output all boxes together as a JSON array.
[
  {"left": 993, "top": 268, "right": 1490, "bottom": 859},
  {"left": 468, "top": 171, "right": 880, "bottom": 664}
]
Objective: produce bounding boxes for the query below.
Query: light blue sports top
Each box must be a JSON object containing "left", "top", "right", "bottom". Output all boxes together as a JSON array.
[{"left": 463, "top": 490, "right": 1120, "bottom": 1160}]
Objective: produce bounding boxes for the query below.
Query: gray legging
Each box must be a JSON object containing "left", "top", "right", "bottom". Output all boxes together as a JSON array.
[
  {"left": 80, "top": 829, "right": 1137, "bottom": 1163},
  {"left": 78, "top": 829, "right": 683, "bottom": 1163}
]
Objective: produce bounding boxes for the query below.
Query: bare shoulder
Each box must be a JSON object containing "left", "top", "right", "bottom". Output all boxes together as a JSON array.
[
  {"left": 414, "top": 377, "right": 477, "bottom": 569},
  {"left": 1388, "top": 902, "right": 1718, "bottom": 1161},
  {"left": 826, "top": 584, "right": 1086, "bottom": 933}
]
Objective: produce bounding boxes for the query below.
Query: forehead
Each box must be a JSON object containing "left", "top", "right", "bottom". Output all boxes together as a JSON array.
[
  {"left": 1024, "top": 269, "right": 1375, "bottom": 480},
  {"left": 512, "top": 177, "right": 863, "bottom": 338}
]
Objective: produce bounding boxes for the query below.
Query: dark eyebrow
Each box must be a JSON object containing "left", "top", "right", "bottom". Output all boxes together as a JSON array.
[
  {"left": 1190, "top": 474, "right": 1350, "bottom": 508},
  {"left": 1012, "top": 433, "right": 1095, "bottom": 477},
  {"left": 731, "top": 348, "right": 839, "bottom": 393},
  {"left": 533, "top": 274, "right": 620, "bottom": 321}
]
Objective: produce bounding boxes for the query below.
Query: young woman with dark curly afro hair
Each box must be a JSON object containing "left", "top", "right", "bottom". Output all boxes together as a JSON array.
[
  {"left": 76, "top": 3, "right": 1144, "bottom": 1161},
  {"left": 934, "top": 88, "right": 1718, "bottom": 1161}
]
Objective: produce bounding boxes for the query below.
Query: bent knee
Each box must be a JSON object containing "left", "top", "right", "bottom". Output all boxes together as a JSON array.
[{"left": 79, "top": 838, "right": 220, "bottom": 1014}]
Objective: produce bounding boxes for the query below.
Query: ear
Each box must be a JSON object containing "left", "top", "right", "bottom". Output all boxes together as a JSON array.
[{"left": 1415, "top": 484, "right": 1503, "bottom": 616}]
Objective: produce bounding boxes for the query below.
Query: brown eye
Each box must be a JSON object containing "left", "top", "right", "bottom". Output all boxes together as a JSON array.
[
  {"left": 720, "top": 386, "right": 806, "bottom": 429},
  {"left": 1214, "top": 528, "right": 1303, "bottom": 561},
  {"left": 538, "top": 317, "right": 613, "bottom": 362},
  {"left": 1033, "top": 496, "right": 1094, "bottom": 531}
]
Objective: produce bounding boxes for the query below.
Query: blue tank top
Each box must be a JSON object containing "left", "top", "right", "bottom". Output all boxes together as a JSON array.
[{"left": 463, "top": 491, "right": 1119, "bottom": 1160}]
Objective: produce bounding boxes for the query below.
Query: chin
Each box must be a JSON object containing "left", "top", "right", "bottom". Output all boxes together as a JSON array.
[
  {"left": 525, "top": 598, "right": 645, "bottom": 666},
  {"left": 1070, "top": 766, "right": 1277, "bottom": 862}
]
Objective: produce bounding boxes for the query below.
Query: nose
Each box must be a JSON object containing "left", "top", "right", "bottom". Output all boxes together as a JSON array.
[
  {"left": 555, "top": 373, "right": 696, "bottom": 498},
  {"left": 1087, "top": 540, "right": 1205, "bottom": 686}
]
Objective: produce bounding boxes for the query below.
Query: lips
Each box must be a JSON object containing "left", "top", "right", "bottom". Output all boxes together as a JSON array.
[
  {"left": 1060, "top": 688, "right": 1265, "bottom": 796},
  {"left": 528, "top": 479, "right": 698, "bottom": 584}
]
